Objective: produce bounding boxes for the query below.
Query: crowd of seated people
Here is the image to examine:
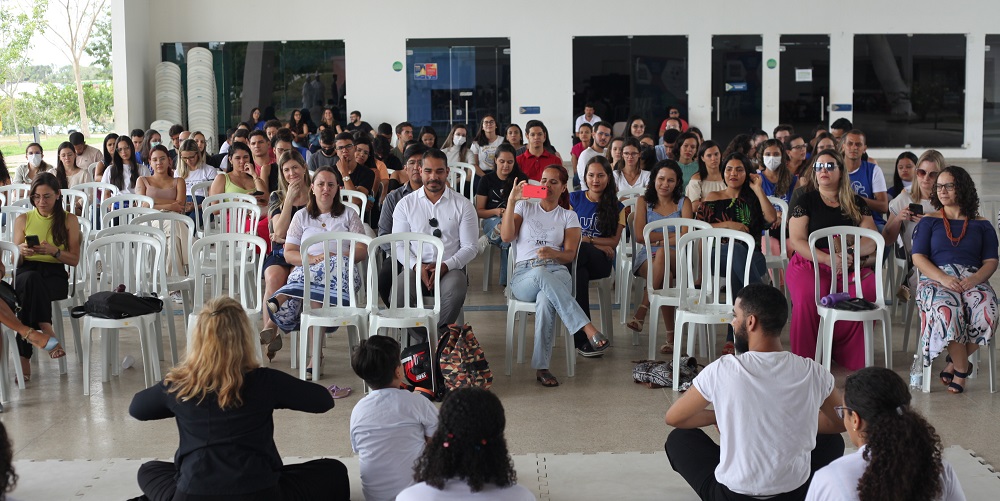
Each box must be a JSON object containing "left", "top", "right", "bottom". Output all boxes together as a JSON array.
[{"left": 2, "top": 102, "right": 993, "bottom": 500}]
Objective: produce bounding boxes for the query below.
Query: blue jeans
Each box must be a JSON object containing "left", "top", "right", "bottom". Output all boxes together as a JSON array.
[
  {"left": 481, "top": 216, "right": 510, "bottom": 285},
  {"left": 510, "top": 261, "right": 590, "bottom": 370},
  {"left": 185, "top": 195, "right": 205, "bottom": 225}
]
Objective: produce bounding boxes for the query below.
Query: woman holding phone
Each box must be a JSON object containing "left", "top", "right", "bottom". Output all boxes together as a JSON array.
[{"left": 883, "top": 150, "right": 944, "bottom": 297}]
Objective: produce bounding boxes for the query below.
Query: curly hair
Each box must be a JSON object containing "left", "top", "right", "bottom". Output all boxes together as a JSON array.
[
  {"left": 0, "top": 422, "right": 16, "bottom": 497},
  {"left": 644, "top": 160, "right": 684, "bottom": 209},
  {"left": 582, "top": 156, "right": 620, "bottom": 238},
  {"left": 845, "top": 367, "right": 944, "bottom": 501},
  {"left": 412, "top": 388, "right": 517, "bottom": 492},
  {"left": 930, "top": 165, "right": 979, "bottom": 219}
]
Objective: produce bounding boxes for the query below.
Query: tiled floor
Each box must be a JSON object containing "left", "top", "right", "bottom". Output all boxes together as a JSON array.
[{"left": 1, "top": 159, "right": 999, "bottom": 499}]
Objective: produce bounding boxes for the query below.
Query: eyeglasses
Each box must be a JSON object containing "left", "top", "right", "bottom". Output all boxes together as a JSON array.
[
  {"left": 335, "top": 144, "right": 354, "bottom": 151},
  {"left": 916, "top": 168, "right": 939, "bottom": 179},
  {"left": 622, "top": 151, "right": 640, "bottom": 157},
  {"left": 31, "top": 194, "right": 56, "bottom": 202},
  {"left": 813, "top": 162, "right": 838, "bottom": 172},
  {"left": 428, "top": 217, "right": 442, "bottom": 238},
  {"left": 934, "top": 183, "right": 956, "bottom": 192},
  {"left": 181, "top": 155, "right": 198, "bottom": 161},
  {"left": 790, "top": 144, "right": 808, "bottom": 150},
  {"left": 834, "top": 405, "right": 854, "bottom": 420},
  {"left": 482, "top": 120, "right": 496, "bottom": 125}
]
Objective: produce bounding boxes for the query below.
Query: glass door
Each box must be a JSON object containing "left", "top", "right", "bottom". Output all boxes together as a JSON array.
[
  {"left": 712, "top": 35, "right": 763, "bottom": 146},
  {"left": 985, "top": 36, "right": 1000, "bottom": 161},
  {"left": 406, "top": 39, "right": 510, "bottom": 133},
  {"left": 779, "top": 35, "right": 830, "bottom": 134}
]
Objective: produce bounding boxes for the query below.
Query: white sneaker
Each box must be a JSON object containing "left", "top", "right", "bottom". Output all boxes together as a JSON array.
[{"left": 170, "top": 291, "right": 183, "bottom": 304}]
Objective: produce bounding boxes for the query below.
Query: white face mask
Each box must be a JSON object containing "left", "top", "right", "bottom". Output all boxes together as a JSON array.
[
  {"left": 763, "top": 156, "right": 782, "bottom": 171},
  {"left": 150, "top": 141, "right": 161, "bottom": 148},
  {"left": 27, "top": 153, "right": 42, "bottom": 167},
  {"left": 453, "top": 135, "right": 466, "bottom": 146}
]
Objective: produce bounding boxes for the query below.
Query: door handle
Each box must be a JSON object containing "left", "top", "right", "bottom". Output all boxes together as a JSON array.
[
  {"left": 820, "top": 96, "right": 825, "bottom": 121},
  {"left": 716, "top": 97, "right": 721, "bottom": 122},
  {"left": 449, "top": 100, "right": 454, "bottom": 127}
]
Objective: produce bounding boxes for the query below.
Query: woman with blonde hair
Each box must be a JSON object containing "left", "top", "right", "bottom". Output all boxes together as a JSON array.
[{"left": 130, "top": 297, "right": 349, "bottom": 501}]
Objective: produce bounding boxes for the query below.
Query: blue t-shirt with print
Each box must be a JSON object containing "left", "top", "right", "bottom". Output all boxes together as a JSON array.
[
  {"left": 569, "top": 191, "right": 624, "bottom": 238},
  {"left": 848, "top": 161, "right": 885, "bottom": 227}
]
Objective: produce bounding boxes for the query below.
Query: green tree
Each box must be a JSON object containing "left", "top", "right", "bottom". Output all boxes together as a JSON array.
[
  {"left": 84, "top": 6, "right": 111, "bottom": 70},
  {"left": 0, "top": 0, "right": 48, "bottom": 137},
  {"left": 44, "top": 0, "right": 108, "bottom": 138}
]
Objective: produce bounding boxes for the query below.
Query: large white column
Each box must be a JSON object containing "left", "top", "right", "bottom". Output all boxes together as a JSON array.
[
  {"left": 111, "top": 0, "right": 149, "bottom": 131},
  {"left": 688, "top": 33, "right": 713, "bottom": 139}
]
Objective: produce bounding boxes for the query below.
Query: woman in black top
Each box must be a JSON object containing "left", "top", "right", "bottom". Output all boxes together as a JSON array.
[
  {"left": 130, "top": 297, "right": 349, "bottom": 501},
  {"left": 476, "top": 144, "right": 527, "bottom": 287}
]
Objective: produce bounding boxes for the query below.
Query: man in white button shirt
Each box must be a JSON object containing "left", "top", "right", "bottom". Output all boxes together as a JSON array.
[
  {"left": 664, "top": 284, "right": 846, "bottom": 500},
  {"left": 391, "top": 148, "right": 478, "bottom": 339}
]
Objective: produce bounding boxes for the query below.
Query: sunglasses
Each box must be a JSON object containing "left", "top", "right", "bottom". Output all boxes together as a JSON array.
[
  {"left": 813, "top": 162, "right": 838, "bottom": 172},
  {"left": 429, "top": 218, "right": 442, "bottom": 238},
  {"left": 916, "top": 168, "right": 939, "bottom": 179}
]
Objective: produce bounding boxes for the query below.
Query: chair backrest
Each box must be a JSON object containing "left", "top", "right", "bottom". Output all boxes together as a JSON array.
[
  {"left": 368, "top": 232, "right": 444, "bottom": 313},
  {"left": 190, "top": 233, "right": 266, "bottom": 311},
  {"left": 87, "top": 162, "right": 98, "bottom": 180},
  {"left": 808, "top": 225, "right": 886, "bottom": 306},
  {"left": 73, "top": 181, "right": 119, "bottom": 229},
  {"left": 676, "top": 228, "right": 756, "bottom": 309},
  {"left": 343, "top": 200, "right": 361, "bottom": 218},
  {"left": 341, "top": 189, "right": 368, "bottom": 217},
  {"left": 0, "top": 206, "right": 31, "bottom": 242},
  {"left": 0, "top": 241, "right": 20, "bottom": 281},
  {"left": 94, "top": 224, "right": 167, "bottom": 289},
  {"left": 133, "top": 212, "right": 197, "bottom": 277},
  {"left": 762, "top": 196, "right": 789, "bottom": 258},
  {"left": 99, "top": 194, "right": 154, "bottom": 219},
  {"left": 60, "top": 188, "right": 90, "bottom": 216},
  {"left": 190, "top": 180, "right": 214, "bottom": 200},
  {"left": 448, "top": 163, "right": 476, "bottom": 202},
  {"left": 102, "top": 206, "right": 158, "bottom": 229},
  {"left": 980, "top": 195, "right": 1000, "bottom": 235},
  {"left": 618, "top": 186, "right": 645, "bottom": 201},
  {"left": 300, "top": 232, "right": 372, "bottom": 313},
  {"left": 0, "top": 184, "right": 31, "bottom": 206},
  {"left": 201, "top": 201, "right": 262, "bottom": 236},
  {"left": 189, "top": 180, "right": 215, "bottom": 234},
  {"left": 642, "top": 218, "right": 711, "bottom": 297},
  {"left": 203, "top": 192, "right": 257, "bottom": 207},
  {"left": 86, "top": 233, "right": 163, "bottom": 296}
]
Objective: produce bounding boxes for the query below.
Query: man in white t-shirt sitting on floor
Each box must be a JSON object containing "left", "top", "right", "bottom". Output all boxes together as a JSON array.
[{"left": 664, "top": 283, "right": 846, "bottom": 500}]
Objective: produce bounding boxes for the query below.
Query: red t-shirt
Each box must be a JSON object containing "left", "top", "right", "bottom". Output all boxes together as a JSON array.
[{"left": 517, "top": 150, "right": 563, "bottom": 181}]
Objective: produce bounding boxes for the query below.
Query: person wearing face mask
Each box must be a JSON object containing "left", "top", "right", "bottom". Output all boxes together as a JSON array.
[
  {"left": 757, "top": 139, "right": 797, "bottom": 204},
  {"left": 14, "top": 143, "right": 55, "bottom": 184},
  {"left": 307, "top": 128, "right": 339, "bottom": 172},
  {"left": 441, "top": 124, "right": 475, "bottom": 166}
]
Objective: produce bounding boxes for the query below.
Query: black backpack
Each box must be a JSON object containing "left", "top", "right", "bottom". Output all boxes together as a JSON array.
[{"left": 71, "top": 291, "right": 163, "bottom": 319}]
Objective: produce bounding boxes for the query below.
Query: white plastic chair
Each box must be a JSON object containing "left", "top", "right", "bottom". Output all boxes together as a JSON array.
[
  {"left": 503, "top": 243, "right": 578, "bottom": 377},
  {"left": 671, "top": 228, "right": 755, "bottom": 390},
  {"left": 99, "top": 194, "right": 154, "bottom": 226},
  {"left": 763, "top": 196, "right": 790, "bottom": 294},
  {"left": 201, "top": 201, "right": 262, "bottom": 236},
  {"left": 644, "top": 218, "right": 712, "bottom": 359},
  {"left": 617, "top": 186, "right": 645, "bottom": 201},
  {"left": 51, "top": 217, "right": 91, "bottom": 365},
  {"left": 448, "top": 163, "right": 476, "bottom": 203},
  {"left": 0, "top": 184, "right": 31, "bottom": 206},
  {"left": 79, "top": 234, "right": 164, "bottom": 395},
  {"left": 367, "top": 233, "right": 444, "bottom": 392},
  {"left": 74, "top": 181, "right": 119, "bottom": 230},
  {"left": 616, "top": 197, "right": 639, "bottom": 324},
  {"left": 202, "top": 192, "right": 257, "bottom": 207},
  {"left": 340, "top": 189, "right": 368, "bottom": 218},
  {"left": 189, "top": 180, "right": 215, "bottom": 237},
  {"left": 60, "top": 188, "right": 89, "bottom": 216},
  {"left": 292, "top": 232, "right": 372, "bottom": 381},
  {"left": 133, "top": 212, "right": 197, "bottom": 320},
  {"left": 0, "top": 207, "right": 30, "bottom": 243},
  {"left": 808, "top": 226, "right": 892, "bottom": 372},
  {"left": 101, "top": 206, "right": 158, "bottom": 229},
  {"left": 0, "top": 242, "right": 27, "bottom": 395},
  {"left": 187, "top": 234, "right": 267, "bottom": 363}
]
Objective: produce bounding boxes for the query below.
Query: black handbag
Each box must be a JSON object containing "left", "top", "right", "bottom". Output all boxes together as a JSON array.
[
  {"left": 70, "top": 291, "right": 163, "bottom": 319},
  {"left": 0, "top": 281, "right": 19, "bottom": 313}
]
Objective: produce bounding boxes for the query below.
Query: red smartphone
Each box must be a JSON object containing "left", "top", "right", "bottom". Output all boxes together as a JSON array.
[{"left": 522, "top": 185, "right": 548, "bottom": 199}]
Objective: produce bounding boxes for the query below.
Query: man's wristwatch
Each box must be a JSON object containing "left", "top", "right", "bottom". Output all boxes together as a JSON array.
[{"left": 343, "top": 175, "right": 351, "bottom": 183}]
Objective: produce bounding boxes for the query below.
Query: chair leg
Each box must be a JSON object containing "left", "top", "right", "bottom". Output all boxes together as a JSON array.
[
  {"left": 564, "top": 325, "right": 575, "bottom": 378},
  {"left": 312, "top": 326, "right": 324, "bottom": 380},
  {"left": 647, "top": 302, "right": 661, "bottom": 360},
  {"left": 598, "top": 284, "right": 613, "bottom": 344},
  {"left": 863, "top": 321, "right": 874, "bottom": 368},
  {"left": 882, "top": 314, "right": 893, "bottom": 370},
  {"left": 505, "top": 307, "right": 516, "bottom": 376},
  {"left": 289, "top": 330, "right": 298, "bottom": 370},
  {"left": 82, "top": 321, "right": 92, "bottom": 396},
  {"left": 298, "top": 326, "right": 310, "bottom": 381},
  {"left": 989, "top": 339, "right": 996, "bottom": 393},
  {"left": 672, "top": 318, "right": 686, "bottom": 391},
  {"left": 164, "top": 308, "right": 179, "bottom": 366},
  {"left": 517, "top": 312, "right": 527, "bottom": 364}
]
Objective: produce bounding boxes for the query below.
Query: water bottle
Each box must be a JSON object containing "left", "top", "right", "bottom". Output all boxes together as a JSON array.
[
  {"left": 122, "top": 355, "right": 134, "bottom": 370},
  {"left": 909, "top": 354, "right": 923, "bottom": 388}
]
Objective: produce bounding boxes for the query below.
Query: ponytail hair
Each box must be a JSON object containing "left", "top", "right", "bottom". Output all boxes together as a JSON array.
[{"left": 844, "top": 367, "right": 944, "bottom": 501}]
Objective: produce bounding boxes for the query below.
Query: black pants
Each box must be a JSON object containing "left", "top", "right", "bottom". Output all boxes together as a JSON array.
[
  {"left": 665, "top": 428, "right": 844, "bottom": 501},
  {"left": 136, "top": 459, "right": 350, "bottom": 501},
  {"left": 14, "top": 261, "right": 68, "bottom": 359},
  {"left": 573, "top": 242, "right": 613, "bottom": 348}
]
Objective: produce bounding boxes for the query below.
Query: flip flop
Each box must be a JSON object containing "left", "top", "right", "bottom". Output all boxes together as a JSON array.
[
  {"left": 327, "top": 385, "right": 352, "bottom": 399},
  {"left": 536, "top": 370, "right": 559, "bottom": 388}
]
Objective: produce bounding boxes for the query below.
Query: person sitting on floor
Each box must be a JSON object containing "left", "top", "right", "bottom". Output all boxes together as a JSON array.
[
  {"left": 399, "top": 388, "right": 535, "bottom": 501},
  {"left": 350, "top": 335, "right": 438, "bottom": 501},
  {"left": 129, "top": 297, "right": 349, "bottom": 501},
  {"left": 665, "top": 283, "right": 846, "bottom": 500}
]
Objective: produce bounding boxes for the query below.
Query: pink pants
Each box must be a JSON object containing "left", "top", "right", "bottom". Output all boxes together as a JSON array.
[{"left": 786, "top": 253, "right": 877, "bottom": 370}]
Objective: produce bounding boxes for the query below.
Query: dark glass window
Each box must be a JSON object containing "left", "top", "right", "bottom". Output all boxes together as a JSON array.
[
  {"left": 573, "top": 36, "right": 688, "bottom": 138},
  {"left": 853, "top": 34, "right": 966, "bottom": 148}
]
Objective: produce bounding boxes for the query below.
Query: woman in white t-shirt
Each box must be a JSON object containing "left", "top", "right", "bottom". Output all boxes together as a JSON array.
[
  {"left": 806, "top": 367, "right": 965, "bottom": 501},
  {"left": 266, "top": 167, "right": 366, "bottom": 351},
  {"left": 398, "top": 388, "right": 535, "bottom": 501},
  {"left": 470, "top": 113, "right": 504, "bottom": 176},
  {"left": 442, "top": 124, "right": 475, "bottom": 166},
  {"left": 612, "top": 138, "right": 650, "bottom": 194},
  {"left": 882, "top": 149, "right": 944, "bottom": 294},
  {"left": 499, "top": 164, "right": 609, "bottom": 387},
  {"left": 175, "top": 138, "right": 219, "bottom": 217}
]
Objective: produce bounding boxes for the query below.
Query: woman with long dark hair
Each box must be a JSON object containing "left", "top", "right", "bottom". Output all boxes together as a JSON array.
[
  {"left": 138, "top": 129, "right": 162, "bottom": 176},
  {"left": 102, "top": 136, "right": 139, "bottom": 194},
  {"left": 624, "top": 115, "right": 646, "bottom": 140},
  {"left": 500, "top": 164, "right": 609, "bottom": 386},
  {"left": 0, "top": 150, "right": 9, "bottom": 186},
  {"left": 685, "top": 140, "right": 724, "bottom": 211},
  {"left": 569, "top": 156, "right": 624, "bottom": 356},
  {"left": 286, "top": 108, "right": 311, "bottom": 147},
  {"left": 95, "top": 132, "right": 119, "bottom": 178},
  {"left": 504, "top": 123, "right": 524, "bottom": 150},
  {"left": 130, "top": 297, "right": 349, "bottom": 500},
  {"left": 13, "top": 173, "right": 77, "bottom": 379},
  {"left": 471, "top": 113, "right": 504, "bottom": 176},
  {"left": 806, "top": 367, "right": 964, "bottom": 500},
  {"left": 627, "top": 160, "right": 694, "bottom": 353},
  {"left": 400, "top": 388, "right": 533, "bottom": 500},
  {"left": 911, "top": 165, "right": 998, "bottom": 393},
  {"left": 672, "top": 131, "right": 701, "bottom": 185},
  {"left": 55, "top": 141, "right": 90, "bottom": 189},
  {"left": 888, "top": 151, "right": 918, "bottom": 199},
  {"left": 476, "top": 143, "right": 527, "bottom": 287},
  {"left": 418, "top": 125, "right": 438, "bottom": 149},
  {"left": 248, "top": 107, "right": 265, "bottom": 130}
]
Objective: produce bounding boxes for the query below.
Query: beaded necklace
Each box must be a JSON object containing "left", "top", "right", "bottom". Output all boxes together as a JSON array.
[{"left": 941, "top": 209, "right": 969, "bottom": 247}]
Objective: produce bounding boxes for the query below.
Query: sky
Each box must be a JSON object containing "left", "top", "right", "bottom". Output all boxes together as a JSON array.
[{"left": 17, "top": 1, "right": 97, "bottom": 68}]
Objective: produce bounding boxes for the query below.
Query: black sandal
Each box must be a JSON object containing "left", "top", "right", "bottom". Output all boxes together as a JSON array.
[
  {"left": 536, "top": 370, "right": 559, "bottom": 387},
  {"left": 947, "top": 363, "right": 973, "bottom": 394},
  {"left": 940, "top": 355, "right": 955, "bottom": 385}
]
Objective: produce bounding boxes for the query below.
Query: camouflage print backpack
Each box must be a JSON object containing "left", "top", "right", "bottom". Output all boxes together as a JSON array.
[{"left": 437, "top": 324, "right": 493, "bottom": 397}]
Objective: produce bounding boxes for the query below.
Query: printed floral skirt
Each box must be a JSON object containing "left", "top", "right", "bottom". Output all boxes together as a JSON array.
[{"left": 268, "top": 255, "right": 361, "bottom": 332}]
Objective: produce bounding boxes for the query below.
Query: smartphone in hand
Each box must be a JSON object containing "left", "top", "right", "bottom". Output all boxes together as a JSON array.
[
  {"left": 522, "top": 185, "right": 548, "bottom": 199},
  {"left": 908, "top": 203, "right": 923, "bottom": 215},
  {"left": 25, "top": 235, "right": 40, "bottom": 247}
]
